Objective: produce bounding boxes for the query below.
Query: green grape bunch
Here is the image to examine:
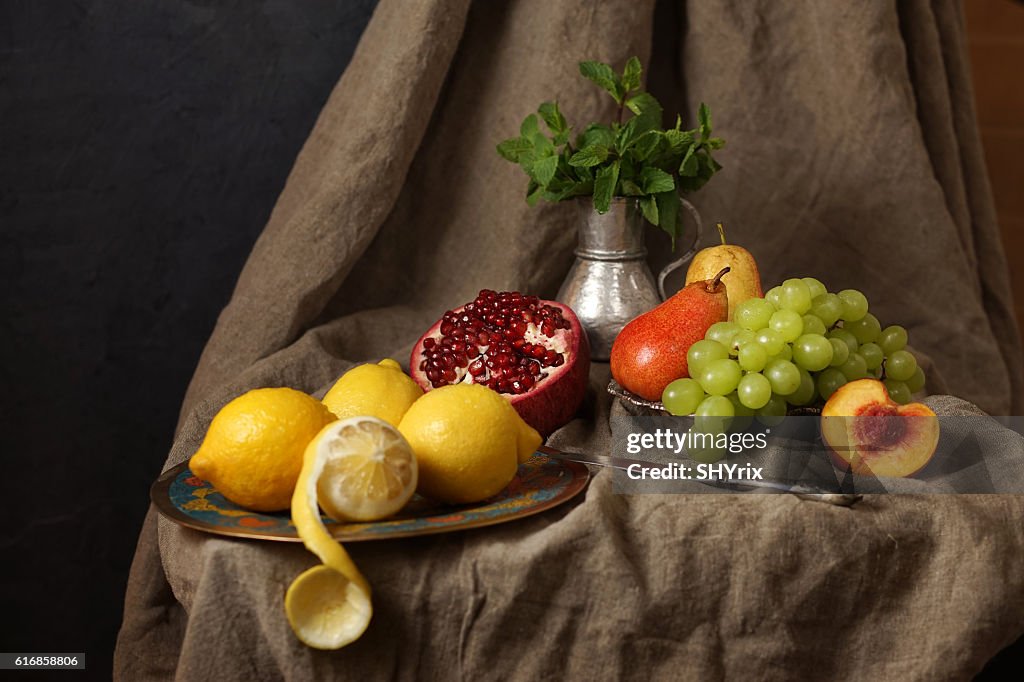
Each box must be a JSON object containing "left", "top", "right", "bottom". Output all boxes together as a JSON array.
[{"left": 660, "top": 277, "right": 926, "bottom": 428}]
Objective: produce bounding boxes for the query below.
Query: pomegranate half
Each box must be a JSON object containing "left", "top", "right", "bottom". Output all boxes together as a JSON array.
[{"left": 410, "top": 290, "right": 590, "bottom": 436}]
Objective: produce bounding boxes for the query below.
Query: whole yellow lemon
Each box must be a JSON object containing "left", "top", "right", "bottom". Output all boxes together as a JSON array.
[
  {"left": 322, "top": 359, "right": 423, "bottom": 427},
  {"left": 190, "top": 387, "right": 336, "bottom": 511},
  {"left": 397, "top": 383, "right": 541, "bottom": 504}
]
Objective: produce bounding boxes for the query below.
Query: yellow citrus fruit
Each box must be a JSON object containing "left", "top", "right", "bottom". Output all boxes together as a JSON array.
[
  {"left": 397, "top": 383, "right": 542, "bottom": 504},
  {"left": 287, "top": 419, "right": 404, "bottom": 649},
  {"left": 321, "top": 359, "right": 423, "bottom": 427},
  {"left": 285, "top": 564, "right": 371, "bottom": 650},
  {"left": 312, "top": 417, "right": 418, "bottom": 522},
  {"left": 189, "top": 387, "right": 336, "bottom": 512}
]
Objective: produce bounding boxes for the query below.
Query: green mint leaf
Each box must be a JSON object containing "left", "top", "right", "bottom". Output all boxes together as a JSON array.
[
  {"left": 679, "top": 144, "right": 699, "bottom": 177},
  {"left": 698, "top": 102, "right": 711, "bottom": 140},
  {"left": 629, "top": 130, "right": 662, "bottom": 161},
  {"left": 593, "top": 160, "right": 620, "bottom": 213},
  {"left": 576, "top": 123, "right": 615, "bottom": 150},
  {"left": 706, "top": 136, "right": 726, "bottom": 150},
  {"left": 531, "top": 155, "right": 559, "bottom": 186},
  {"left": 655, "top": 190, "right": 681, "bottom": 246},
  {"left": 531, "top": 131, "right": 554, "bottom": 157},
  {"left": 621, "top": 179, "right": 645, "bottom": 196},
  {"left": 520, "top": 114, "right": 540, "bottom": 139},
  {"left": 497, "top": 137, "right": 533, "bottom": 162},
  {"left": 548, "top": 180, "right": 594, "bottom": 201},
  {"left": 640, "top": 167, "right": 675, "bottom": 194},
  {"left": 639, "top": 195, "right": 659, "bottom": 225},
  {"left": 664, "top": 129, "right": 693, "bottom": 155},
  {"left": 624, "top": 92, "right": 663, "bottom": 126},
  {"left": 621, "top": 56, "right": 642, "bottom": 92},
  {"left": 538, "top": 101, "right": 568, "bottom": 136},
  {"left": 568, "top": 144, "right": 610, "bottom": 168},
  {"left": 579, "top": 60, "right": 624, "bottom": 103},
  {"left": 526, "top": 182, "right": 543, "bottom": 207}
]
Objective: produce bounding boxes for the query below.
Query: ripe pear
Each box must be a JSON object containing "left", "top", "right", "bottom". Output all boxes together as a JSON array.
[
  {"left": 685, "top": 223, "right": 762, "bottom": 320},
  {"left": 610, "top": 268, "right": 730, "bottom": 401}
]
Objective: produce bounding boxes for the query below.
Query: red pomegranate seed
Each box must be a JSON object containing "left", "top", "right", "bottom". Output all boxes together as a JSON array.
[{"left": 416, "top": 288, "right": 573, "bottom": 394}]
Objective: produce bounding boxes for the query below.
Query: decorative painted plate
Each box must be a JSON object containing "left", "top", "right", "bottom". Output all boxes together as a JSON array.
[{"left": 151, "top": 453, "right": 589, "bottom": 542}]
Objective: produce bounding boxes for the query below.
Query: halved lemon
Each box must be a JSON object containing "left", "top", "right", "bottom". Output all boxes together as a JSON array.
[
  {"left": 286, "top": 417, "right": 417, "bottom": 649},
  {"left": 314, "top": 416, "right": 418, "bottom": 522}
]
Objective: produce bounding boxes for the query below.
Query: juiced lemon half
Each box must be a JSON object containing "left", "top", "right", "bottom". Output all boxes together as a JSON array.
[{"left": 286, "top": 417, "right": 417, "bottom": 649}]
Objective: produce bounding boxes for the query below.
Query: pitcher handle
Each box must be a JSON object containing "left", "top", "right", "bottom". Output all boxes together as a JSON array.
[{"left": 656, "top": 197, "right": 703, "bottom": 300}]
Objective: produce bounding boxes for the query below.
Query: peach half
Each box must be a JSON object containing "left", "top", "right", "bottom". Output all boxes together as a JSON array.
[{"left": 821, "top": 379, "right": 939, "bottom": 478}]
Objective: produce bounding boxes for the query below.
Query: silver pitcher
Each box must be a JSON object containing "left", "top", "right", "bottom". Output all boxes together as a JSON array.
[{"left": 556, "top": 197, "right": 702, "bottom": 360}]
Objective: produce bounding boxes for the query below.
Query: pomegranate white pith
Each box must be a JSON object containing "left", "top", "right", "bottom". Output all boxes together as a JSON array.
[{"left": 410, "top": 290, "right": 590, "bottom": 437}]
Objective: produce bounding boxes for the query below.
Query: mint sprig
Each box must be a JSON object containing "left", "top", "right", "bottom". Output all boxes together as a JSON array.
[{"left": 497, "top": 57, "right": 725, "bottom": 246}]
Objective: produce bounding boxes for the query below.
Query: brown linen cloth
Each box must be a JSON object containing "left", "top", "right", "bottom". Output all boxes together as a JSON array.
[{"left": 116, "top": 0, "right": 1024, "bottom": 679}]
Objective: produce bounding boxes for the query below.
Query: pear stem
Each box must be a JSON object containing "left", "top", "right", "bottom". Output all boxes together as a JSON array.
[
  {"left": 716, "top": 222, "right": 727, "bottom": 245},
  {"left": 708, "top": 267, "right": 730, "bottom": 292}
]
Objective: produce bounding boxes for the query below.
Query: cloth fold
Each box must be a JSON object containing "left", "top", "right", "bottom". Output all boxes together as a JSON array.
[{"left": 118, "top": 0, "right": 1024, "bottom": 679}]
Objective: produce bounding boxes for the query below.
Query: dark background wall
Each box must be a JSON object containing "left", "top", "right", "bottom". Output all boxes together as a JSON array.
[{"left": 0, "top": 1, "right": 377, "bottom": 677}]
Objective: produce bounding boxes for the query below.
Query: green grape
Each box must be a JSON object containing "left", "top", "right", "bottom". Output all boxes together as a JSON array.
[
  {"left": 828, "top": 337, "right": 850, "bottom": 367},
  {"left": 729, "top": 329, "right": 757, "bottom": 356},
  {"left": 756, "top": 395, "right": 788, "bottom": 427},
  {"left": 687, "top": 339, "right": 728, "bottom": 375},
  {"left": 738, "top": 343, "right": 768, "bottom": 372},
  {"left": 838, "top": 353, "right": 868, "bottom": 381},
  {"left": 696, "top": 394, "right": 735, "bottom": 418},
  {"left": 727, "top": 392, "right": 756, "bottom": 431},
  {"left": 779, "top": 278, "right": 813, "bottom": 314},
  {"left": 801, "top": 314, "right": 826, "bottom": 336},
  {"left": 878, "top": 325, "right": 908, "bottom": 355},
  {"left": 764, "top": 286, "right": 782, "bottom": 309},
  {"left": 810, "top": 293, "right": 843, "bottom": 328},
  {"left": 906, "top": 366, "right": 926, "bottom": 393},
  {"left": 699, "top": 359, "right": 743, "bottom": 396},
  {"left": 737, "top": 372, "right": 772, "bottom": 409},
  {"left": 885, "top": 350, "right": 917, "bottom": 382},
  {"left": 705, "top": 321, "right": 740, "bottom": 347},
  {"left": 792, "top": 333, "right": 834, "bottom": 371},
  {"left": 769, "top": 309, "right": 804, "bottom": 342},
  {"left": 884, "top": 380, "right": 912, "bottom": 405},
  {"left": 802, "top": 277, "right": 827, "bottom": 299},
  {"left": 764, "top": 359, "right": 801, "bottom": 395},
  {"left": 846, "top": 312, "right": 880, "bottom": 344},
  {"left": 687, "top": 424, "right": 727, "bottom": 463},
  {"left": 827, "top": 328, "right": 859, "bottom": 354},
  {"left": 816, "top": 368, "right": 847, "bottom": 400},
  {"left": 772, "top": 344, "right": 794, "bottom": 362},
  {"left": 662, "top": 378, "right": 705, "bottom": 416},
  {"left": 754, "top": 329, "right": 784, "bottom": 356},
  {"left": 734, "top": 298, "right": 776, "bottom": 330},
  {"left": 837, "top": 289, "right": 869, "bottom": 322},
  {"left": 788, "top": 368, "right": 818, "bottom": 406},
  {"left": 860, "top": 342, "right": 884, "bottom": 370}
]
